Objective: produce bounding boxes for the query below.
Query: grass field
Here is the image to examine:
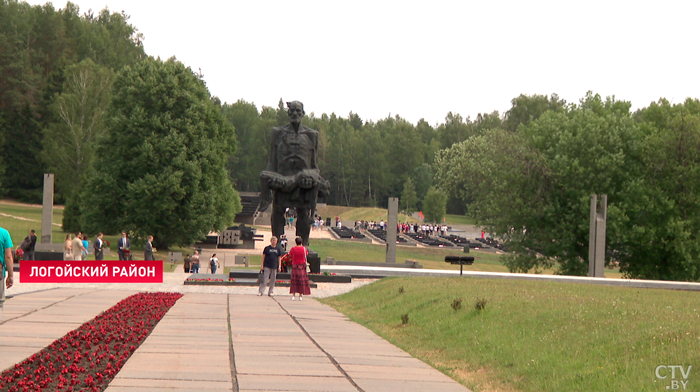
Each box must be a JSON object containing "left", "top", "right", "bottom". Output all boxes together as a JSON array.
[
  {"left": 309, "top": 238, "right": 508, "bottom": 272},
  {"left": 321, "top": 277, "right": 700, "bottom": 392},
  {"left": 316, "top": 205, "right": 419, "bottom": 223},
  {"left": 444, "top": 214, "right": 477, "bottom": 226},
  {"left": 309, "top": 238, "right": 623, "bottom": 277}
]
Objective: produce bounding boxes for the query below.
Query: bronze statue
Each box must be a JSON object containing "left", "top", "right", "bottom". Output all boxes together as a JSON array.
[{"left": 258, "top": 101, "right": 330, "bottom": 245}]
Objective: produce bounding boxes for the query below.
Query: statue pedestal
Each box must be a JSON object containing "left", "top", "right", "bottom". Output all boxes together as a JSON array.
[{"left": 307, "top": 249, "right": 321, "bottom": 274}]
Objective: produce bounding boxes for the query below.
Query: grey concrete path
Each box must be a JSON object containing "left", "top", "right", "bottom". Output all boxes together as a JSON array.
[
  {"left": 1, "top": 289, "right": 471, "bottom": 392},
  {"left": 106, "top": 293, "right": 233, "bottom": 391},
  {"left": 110, "top": 293, "right": 471, "bottom": 392}
]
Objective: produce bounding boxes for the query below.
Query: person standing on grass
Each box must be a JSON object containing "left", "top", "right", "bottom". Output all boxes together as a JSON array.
[
  {"left": 63, "top": 234, "right": 73, "bottom": 260},
  {"left": 81, "top": 234, "right": 89, "bottom": 260},
  {"left": 93, "top": 233, "right": 104, "bottom": 260},
  {"left": 118, "top": 231, "right": 131, "bottom": 261},
  {"left": 0, "top": 226, "right": 14, "bottom": 319},
  {"left": 289, "top": 237, "right": 311, "bottom": 301},
  {"left": 24, "top": 229, "right": 36, "bottom": 260},
  {"left": 144, "top": 235, "right": 156, "bottom": 260},
  {"left": 72, "top": 232, "right": 86, "bottom": 261},
  {"left": 258, "top": 237, "right": 282, "bottom": 296}
]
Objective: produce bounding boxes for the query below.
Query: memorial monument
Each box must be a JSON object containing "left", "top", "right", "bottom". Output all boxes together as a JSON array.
[
  {"left": 588, "top": 194, "right": 607, "bottom": 277},
  {"left": 258, "top": 101, "right": 330, "bottom": 246},
  {"left": 386, "top": 197, "right": 398, "bottom": 263}
]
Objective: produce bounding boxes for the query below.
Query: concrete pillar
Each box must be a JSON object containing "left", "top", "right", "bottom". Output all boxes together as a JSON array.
[
  {"left": 41, "top": 173, "right": 54, "bottom": 244},
  {"left": 588, "top": 194, "right": 607, "bottom": 278},
  {"left": 386, "top": 197, "right": 398, "bottom": 264}
]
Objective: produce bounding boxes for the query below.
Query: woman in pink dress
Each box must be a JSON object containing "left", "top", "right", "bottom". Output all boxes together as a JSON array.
[{"left": 288, "top": 237, "right": 311, "bottom": 300}]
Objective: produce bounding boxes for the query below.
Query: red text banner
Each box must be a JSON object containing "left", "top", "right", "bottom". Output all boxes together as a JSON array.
[{"left": 21, "top": 260, "right": 164, "bottom": 283}]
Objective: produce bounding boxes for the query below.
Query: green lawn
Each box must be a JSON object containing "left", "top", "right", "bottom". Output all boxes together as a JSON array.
[
  {"left": 309, "top": 238, "right": 623, "bottom": 277},
  {"left": 310, "top": 238, "right": 508, "bottom": 272},
  {"left": 444, "top": 214, "right": 477, "bottom": 226},
  {"left": 316, "top": 205, "right": 419, "bottom": 223},
  {"left": 321, "top": 277, "right": 700, "bottom": 392},
  {"left": 0, "top": 203, "right": 66, "bottom": 245}
]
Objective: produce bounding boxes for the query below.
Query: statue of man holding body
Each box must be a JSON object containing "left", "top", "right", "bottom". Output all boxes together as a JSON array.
[{"left": 258, "top": 101, "right": 330, "bottom": 245}]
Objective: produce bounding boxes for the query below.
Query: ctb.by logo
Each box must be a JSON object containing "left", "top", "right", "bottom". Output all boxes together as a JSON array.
[{"left": 656, "top": 365, "right": 692, "bottom": 390}]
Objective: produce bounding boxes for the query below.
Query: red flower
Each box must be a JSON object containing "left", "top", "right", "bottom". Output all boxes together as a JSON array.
[{"left": 0, "top": 292, "right": 182, "bottom": 391}]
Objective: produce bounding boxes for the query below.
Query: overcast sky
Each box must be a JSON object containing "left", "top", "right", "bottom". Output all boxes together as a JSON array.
[{"left": 29, "top": 0, "right": 700, "bottom": 125}]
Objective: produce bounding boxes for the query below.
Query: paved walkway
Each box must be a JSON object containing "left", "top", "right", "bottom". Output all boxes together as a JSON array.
[{"left": 1, "top": 288, "right": 471, "bottom": 392}]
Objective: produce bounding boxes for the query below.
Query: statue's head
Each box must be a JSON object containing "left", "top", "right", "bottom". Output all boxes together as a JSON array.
[{"left": 287, "top": 101, "right": 305, "bottom": 125}]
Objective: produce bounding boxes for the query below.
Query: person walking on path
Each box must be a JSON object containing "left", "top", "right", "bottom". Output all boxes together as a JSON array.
[
  {"left": 1, "top": 226, "right": 14, "bottom": 319},
  {"left": 183, "top": 253, "right": 191, "bottom": 273},
  {"left": 210, "top": 254, "right": 220, "bottom": 274},
  {"left": 191, "top": 251, "right": 200, "bottom": 273},
  {"left": 288, "top": 237, "right": 311, "bottom": 301},
  {"left": 258, "top": 237, "right": 282, "bottom": 296}
]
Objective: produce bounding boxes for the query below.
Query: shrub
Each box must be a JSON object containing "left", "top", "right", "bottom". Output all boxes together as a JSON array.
[{"left": 475, "top": 297, "right": 487, "bottom": 311}]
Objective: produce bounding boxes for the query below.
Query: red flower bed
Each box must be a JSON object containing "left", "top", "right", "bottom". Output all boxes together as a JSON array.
[{"left": 0, "top": 292, "right": 182, "bottom": 392}]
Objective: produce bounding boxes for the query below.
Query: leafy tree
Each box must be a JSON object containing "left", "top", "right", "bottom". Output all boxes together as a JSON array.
[
  {"left": 0, "top": 1, "right": 146, "bottom": 201},
  {"left": 422, "top": 187, "right": 447, "bottom": 224},
  {"left": 502, "top": 93, "right": 566, "bottom": 132},
  {"left": 221, "top": 100, "right": 272, "bottom": 192},
  {"left": 436, "top": 92, "right": 641, "bottom": 276},
  {"left": 1, "top": 104, "right": 45, "bottom": 201},
  {"left": 615, "top": 98, "right": 700, "bottom": 281},
  {"left": 80, "top": 57, "right": 241, "bottom": 249},
  {"left": 411, "top": 163, "right": 433, "bottom": 210},
  {"left": 437, "top": 112, "right": 471, "bottom": 149},
  {"left": 401, "top": 177, "right": 417, "bottom": 216},
  {"left": 43, "top": 59, "right": 113, "bottom": 202}
]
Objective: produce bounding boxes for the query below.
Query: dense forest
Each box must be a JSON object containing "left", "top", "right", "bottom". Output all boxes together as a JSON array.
[
  {"left": 0, "top": 0, "right": 146, "bottom": 202},
  {"left": 2, "top": 1, "right": 699, "bottom": 278}
]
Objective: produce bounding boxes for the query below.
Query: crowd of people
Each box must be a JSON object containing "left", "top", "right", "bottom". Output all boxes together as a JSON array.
[
  {"left": 57, "top": 231, "right": 158, "bottom": 261},
  {"left": 353, "top": 220, "right": 448, "bottom": 236}
]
